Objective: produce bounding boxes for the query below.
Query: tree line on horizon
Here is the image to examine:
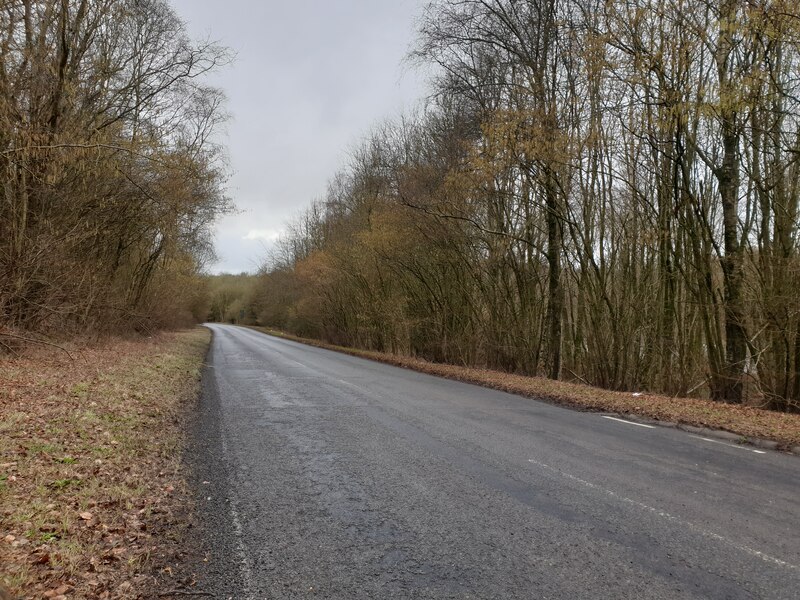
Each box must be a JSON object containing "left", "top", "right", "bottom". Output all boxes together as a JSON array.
[
  {"left": 0, "top": 0, "right": 230, "bottom": 341},
  {"left": 250, "top": 0, "right": 800, "bottom": 410}
]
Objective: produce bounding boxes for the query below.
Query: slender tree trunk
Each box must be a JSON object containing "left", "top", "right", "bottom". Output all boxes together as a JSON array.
[
  {"left": 718, "top": 130, "right": 747, "bottom": 403},
  {"left": 545, "top": 178, "right": 562, "bottom": 380},
  {"left": 714, "top": 0, "right": 747, "bottom": 403}
]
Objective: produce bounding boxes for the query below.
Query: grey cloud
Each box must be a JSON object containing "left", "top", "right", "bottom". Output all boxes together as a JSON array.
[{"left": 170, "top": 0, "right": 427, "bottom": 273}]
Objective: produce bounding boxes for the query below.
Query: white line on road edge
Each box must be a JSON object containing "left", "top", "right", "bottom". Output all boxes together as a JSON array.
[
  {"left": 526, "top": 458, "right": 797, "bottom": 571},
  {"left": 219, "top": 424, "right": 258, "bottom": 599},
  {"left": 689, "top": 435, "right": 767, "bottom": 454},
  {"left": 602, "top": 415, "right": 655, "bottom": 429}
]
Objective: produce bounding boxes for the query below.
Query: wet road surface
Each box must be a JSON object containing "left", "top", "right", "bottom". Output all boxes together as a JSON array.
[{"left": 189, "top": 324, "right": 800, "bottom": 599}]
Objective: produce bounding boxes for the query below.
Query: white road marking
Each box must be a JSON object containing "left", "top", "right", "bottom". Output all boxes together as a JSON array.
[
  {"left": 339, "top": 378, "right": 364, "bottom": 390},
  {"left": 526, "top": 458, "right": 797, "bottom": 571},
  {"left": 689, "top": 435, "right": 767, "bottom": 454},
  {"left": 218, "top": 410, "right": 258, "bottom": 599},
  {"left": 602, "top": 415, "right": 655, "bottom": 428}
]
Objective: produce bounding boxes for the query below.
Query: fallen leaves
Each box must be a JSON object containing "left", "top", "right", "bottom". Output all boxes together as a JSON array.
[
  {"left": 43, "top": 584, "right": 71, "bottom": 598},
  {"left": 1, "top": 329, "right": 210, "bottom": 599},
  {"left": 30, "top": 549, "right": 51, "bottom": 565}
]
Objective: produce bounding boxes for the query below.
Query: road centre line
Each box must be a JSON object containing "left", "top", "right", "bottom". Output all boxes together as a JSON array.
[
  {"left": 689, "top": 435, "right": 767, "bottom": 454},
  {"left": 526, "top": 458, "right": 795, "bottom": 571},
  {"left": 602, "top": 415, "right": 655, "bottom": 429}
]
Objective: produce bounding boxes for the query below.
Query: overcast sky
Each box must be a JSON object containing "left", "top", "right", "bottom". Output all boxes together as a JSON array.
[{"left": 169, "top": 0, "right": 428, "bottom": 273}]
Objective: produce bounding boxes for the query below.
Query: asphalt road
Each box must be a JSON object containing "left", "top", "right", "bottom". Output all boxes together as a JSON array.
[{"left": 189, "top": 324, "right": 800, "bottom": 599}]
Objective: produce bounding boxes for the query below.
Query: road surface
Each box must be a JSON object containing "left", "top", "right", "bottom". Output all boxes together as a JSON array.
[{"left": 189, "top": 324, "right": 799, "bottom": 599}]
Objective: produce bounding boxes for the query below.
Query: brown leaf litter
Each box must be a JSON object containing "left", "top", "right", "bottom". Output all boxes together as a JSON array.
[{"left": 0, "top": 329, "right": 209, "bottom": 599}]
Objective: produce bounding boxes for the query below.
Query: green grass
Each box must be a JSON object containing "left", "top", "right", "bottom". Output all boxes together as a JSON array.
[{"left": 1, "top": 328, "right": 211, "bottom": 596}]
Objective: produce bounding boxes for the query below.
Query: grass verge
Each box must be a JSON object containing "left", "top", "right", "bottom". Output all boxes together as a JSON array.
[
  {"left": 250, "top": 326, "right": 800, "bottom": 451},
  {"left": 0, "top": 328, "right": 210, "bottom": 599}
]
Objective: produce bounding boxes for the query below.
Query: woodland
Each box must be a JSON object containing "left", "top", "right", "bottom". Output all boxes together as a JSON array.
[
  {"left": 3, "top": 0, "right": 800, "bottom": 411},
  {"left": 248, "top": 0, "right": 800, "bottom": 410},
  {"left": 0, "top": 0, "right": 230, "bottom": 338},
  {"left": 3, "top": 5, "right": 798, "bottom": 598}
]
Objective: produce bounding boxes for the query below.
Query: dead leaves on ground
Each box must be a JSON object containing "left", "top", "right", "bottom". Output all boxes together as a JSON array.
[{"left": 0, "top": 329, "right": 209, "bottom": 599}]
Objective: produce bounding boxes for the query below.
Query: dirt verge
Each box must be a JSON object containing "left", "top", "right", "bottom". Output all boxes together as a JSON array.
[
  {"left": 0, "top": 328, "right": 210, "bottom": 599},
  {"left": 250, "top": 327, "right": 800, "bottom": 451}
]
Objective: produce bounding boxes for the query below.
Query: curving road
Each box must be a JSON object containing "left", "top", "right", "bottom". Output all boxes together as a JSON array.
[{"left": 189, "top": 324, "right": 800, "bottom": 599}]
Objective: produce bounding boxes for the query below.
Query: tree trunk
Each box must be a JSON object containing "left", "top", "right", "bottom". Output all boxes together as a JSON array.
[
  {"left": 545, "top": 178, "right": 562, "bottom": 380},
  {"left": 714, "top": 0, "right": 747, "bottom": 403}
]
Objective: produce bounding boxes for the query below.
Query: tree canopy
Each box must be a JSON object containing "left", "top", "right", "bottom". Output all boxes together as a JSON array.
[
  {"left": 0, "top": 0, "right": 230, "bottom": 335},
  {"left": 253, "top": 0, "right": 800, "bottom": 411}
]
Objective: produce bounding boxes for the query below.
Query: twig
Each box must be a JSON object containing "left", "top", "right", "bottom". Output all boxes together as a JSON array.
[
  {"left": 0, "top": 331, "right": 74, "bottom": 360},
  {"left": 565, "top": 368, "right": 591, "bottom": 386},
  {"left": 0, "top": 338, "right": 18, "bottom": 356},
  {"left": 682, "top": 377, "right": 709, "bottom": 397}
]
